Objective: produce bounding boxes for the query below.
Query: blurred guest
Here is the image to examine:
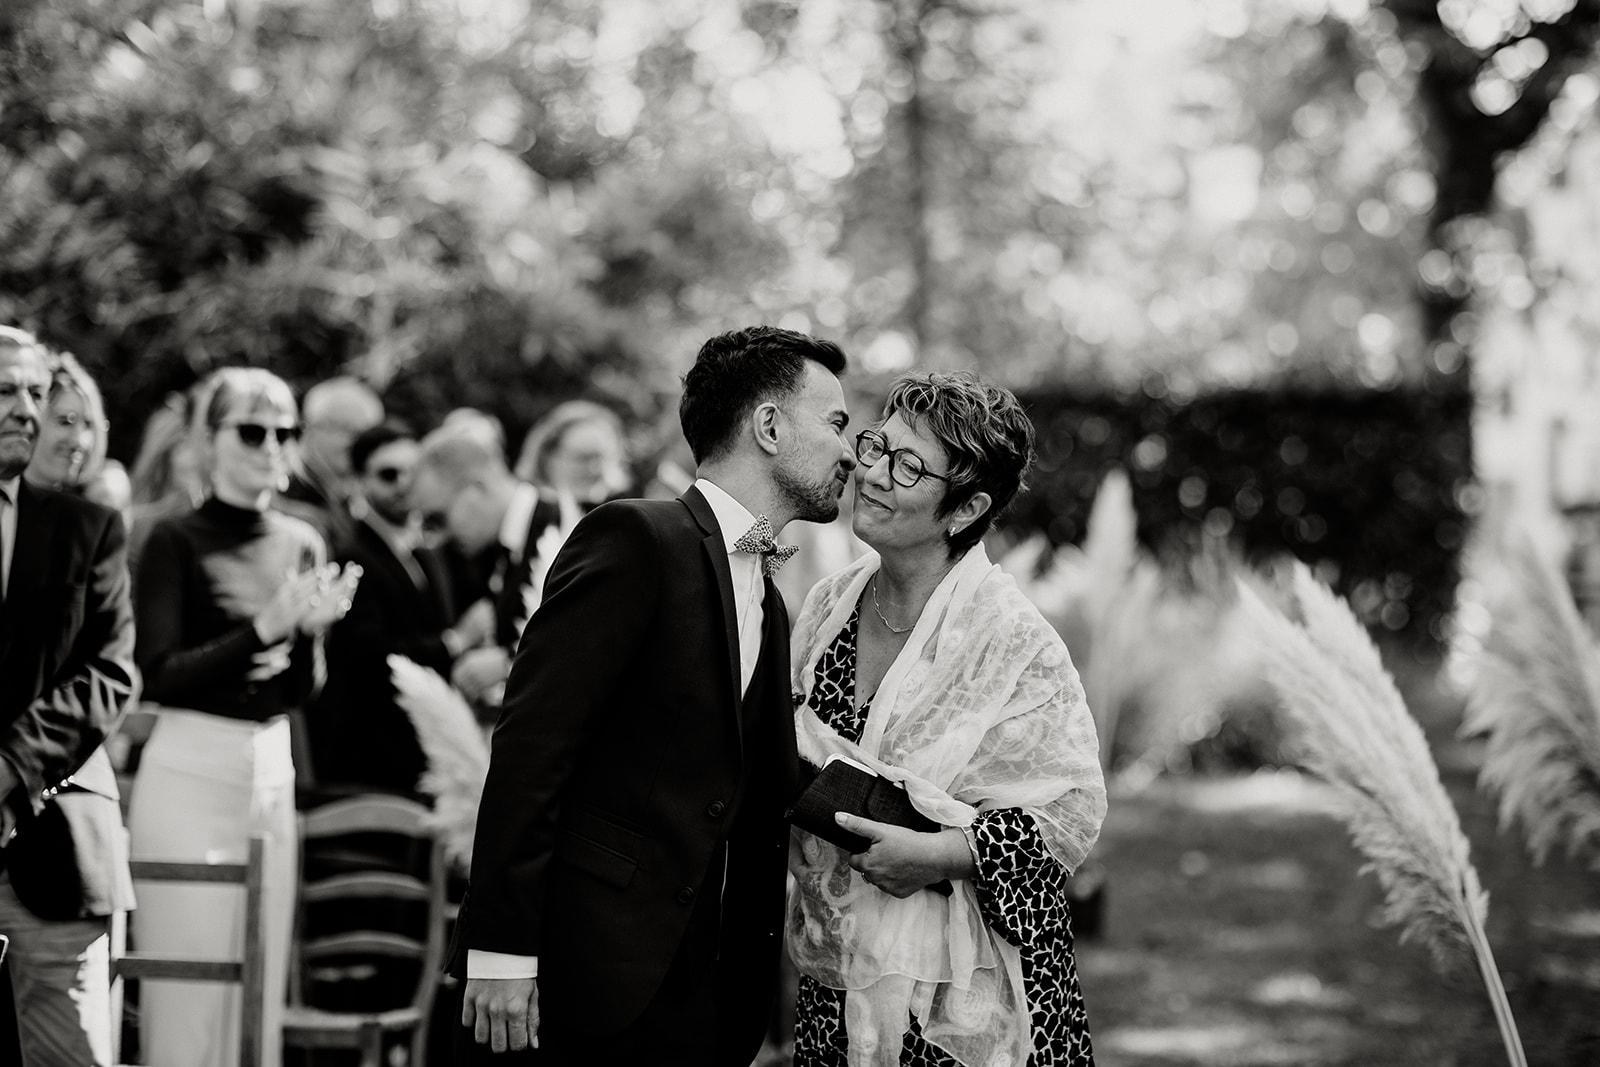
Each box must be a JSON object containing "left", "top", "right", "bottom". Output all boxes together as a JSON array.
[
  {"left": 787, "top": 372, "right": 1105, "bottom": 1066},
  {"left": 0, "top": 326, "right": 139, "bottom": 1067},
  {"left": 513, "top": 400, "right": 632, "bottom": 516},
  {"left": 127, "top": 367, "right": 359, "bottom": 1067},
  {"left": 83, "top": 460, "right": 131, "bottom": 521},
  {"left": 409, "top": 421, "right": 563, "bottom": 708},
  {"left": 126, "top": 391, "right": 205, "bottom": 568},
  {"left": 442, "top": 407, "right": 505, "bottom": 453},
  {"left": 23, "top": 351, "right": 108, "bottom": 493},
  {"left": 314, "top": 421, "right": 491, "bottom": 795},
  {"left": 21, "top": 351, "right": 132, "bottom": 530},
  {"left": 280, "top": 375, "right": 383, "bottom": 556}
]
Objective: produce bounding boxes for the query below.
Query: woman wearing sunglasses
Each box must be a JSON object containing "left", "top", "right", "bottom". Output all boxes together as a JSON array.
[
  {"left": 787, "top": 372, "right": 1105, "bottom": 1066},
  {"left": 126, "top": 366, "right": 361, "bottom": 1067}
]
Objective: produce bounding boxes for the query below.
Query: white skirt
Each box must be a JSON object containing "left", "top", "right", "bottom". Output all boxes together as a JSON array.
[{"left": 126, "top": 710, "right": 297, "bottom": 1067}]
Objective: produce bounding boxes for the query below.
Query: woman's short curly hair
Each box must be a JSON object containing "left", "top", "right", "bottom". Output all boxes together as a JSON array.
[{"left": 881, "top": 371, "right": 1036, "bottom": 556}]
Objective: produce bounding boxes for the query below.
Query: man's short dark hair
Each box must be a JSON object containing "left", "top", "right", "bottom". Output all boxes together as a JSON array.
[
  {"left": 350, "top": 419, "right": 417, "bottom": 475},
  {"left": 679, "top": 326, "right": 847, "bottom": 464}
]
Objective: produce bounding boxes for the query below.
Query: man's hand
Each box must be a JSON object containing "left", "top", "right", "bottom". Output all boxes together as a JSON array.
[
  {"left": 462, "top": 976, "right": 539, "bottom": 1053},
  {"left": 835, "top": 813, "right": 974, "bottom": 898},
  {"left": 454, "top": 598, "right": 499, "bottom": 650},
  {"left": 452, "top": 646, "right": 511, "bottom": 704}
]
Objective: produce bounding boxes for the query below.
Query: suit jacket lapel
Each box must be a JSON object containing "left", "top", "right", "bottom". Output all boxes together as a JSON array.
[
  {"left": 0, "top": 484, "right": 49, "bottom": 679},
  {"left": 683, "top": 487, "right": 743, "bottom": 721},
  {"left": 416, "top": 546, "right": 455, "bottom": 624},
  {"left": 5, "top": 481, "right": 51, "bottom": 601}
]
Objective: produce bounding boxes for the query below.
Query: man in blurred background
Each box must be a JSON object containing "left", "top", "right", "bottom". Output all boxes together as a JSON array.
[
  {"left": 0, "top": 325, "right": 138, "bottom": 1067},
  {"left": 280, "top": 375, "right": 384, "bottom": 556},
  {"left": 409, "top": 420, "right": 565, "bottom": 713},
  {"left": 313, "top": 420, "right": 490, "bottom": 796}
]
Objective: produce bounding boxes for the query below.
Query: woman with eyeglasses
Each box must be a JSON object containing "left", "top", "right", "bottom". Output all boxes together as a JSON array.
[
  {"left": 787, "top": 372, "right": 1105, "bottom": 1066},
  {"left": 127, "top": 366, "right": 361, "bottom": 1067}
]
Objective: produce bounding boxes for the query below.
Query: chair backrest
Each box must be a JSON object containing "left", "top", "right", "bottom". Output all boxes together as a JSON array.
[
  {"left": 289, "top": 794, "right": 447, "bottom": 1018},
  {"left": 111, "top": 834, "right": 268, "bottom": 1067}
]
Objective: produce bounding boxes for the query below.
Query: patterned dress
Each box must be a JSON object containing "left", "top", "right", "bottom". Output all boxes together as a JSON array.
[{"left": 793, "top": 606, "right": 1095, "bottom": 1067}]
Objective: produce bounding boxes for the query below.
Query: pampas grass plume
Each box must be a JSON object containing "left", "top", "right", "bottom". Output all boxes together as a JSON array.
[
  {"left": 1237, "top": 564, "right": 1525, "bottom": 1066},
  {"left": 1459, "top": 535, "right": 1600, "bottom": 869},
  {"left": 389, "top": 654, "right": 490, "bottom": 870}
]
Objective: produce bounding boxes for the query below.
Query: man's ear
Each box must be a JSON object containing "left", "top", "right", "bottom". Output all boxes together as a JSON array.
[{"left": 751, "top": 401, "right": 782, "bottom": 457}]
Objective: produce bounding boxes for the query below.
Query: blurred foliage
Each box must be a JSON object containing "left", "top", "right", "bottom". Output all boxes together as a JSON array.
[
  {"left": 2, "top": 0, "right": 1597, "bottom": 481},
  {"left": 1015, "top": 383, "right": 1473, "bottom": 644},
  {"left": 0, "top": 0, "right": 786, "bottom": 457},
  {"left": 1385, "top": 0, "right": 1600, "bottom": 359}
]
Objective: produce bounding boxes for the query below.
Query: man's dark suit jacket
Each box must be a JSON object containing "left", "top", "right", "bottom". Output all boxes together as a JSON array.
[
  {"left": 278, "top": 460, "right": 358, "bottom": 559},
  {"left": 451, "top": 487, "right": 798, "bottom": 1059},
  {"left": 313, "top": 514, "right": 456, "bottom": 795},
  {"left": 0, "top": 481, "right": 139, "bottom": 921}
]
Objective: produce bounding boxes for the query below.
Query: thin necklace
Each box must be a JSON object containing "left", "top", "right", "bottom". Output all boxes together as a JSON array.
[{"left": 870, "top": 576, "right": 915, "bottom": 634}]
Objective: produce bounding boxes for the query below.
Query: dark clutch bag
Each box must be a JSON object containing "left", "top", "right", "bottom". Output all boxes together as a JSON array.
[{"left": 786, "top": 757, "right": 952, "bottom": 896}]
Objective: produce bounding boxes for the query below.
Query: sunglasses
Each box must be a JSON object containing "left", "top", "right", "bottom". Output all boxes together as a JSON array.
[
  {"left": 226, "top": 422, "right": 301, "bottom": 448},
  {"left": 368, "top": 466, "right": 409, "bottom": 484}
]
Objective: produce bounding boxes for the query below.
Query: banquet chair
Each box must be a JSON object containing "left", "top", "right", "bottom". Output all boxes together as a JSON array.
[
  {"left": 282, "top": 794, "right": 447, "bottom": 1067},
  {"left": 110, "top": 833, "right": 269, "bottom": 1067}
]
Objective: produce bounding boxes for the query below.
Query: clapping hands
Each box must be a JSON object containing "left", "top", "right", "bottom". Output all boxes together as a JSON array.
[
  {"left": 252, "top": 562, "right": 364, "bottom": 647},
  {"left": 300, "top": 562, "right": 363, "bottom": 635}
]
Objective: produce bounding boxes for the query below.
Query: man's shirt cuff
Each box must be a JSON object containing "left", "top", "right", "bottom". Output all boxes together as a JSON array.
[{"left": 467, "top": 950, "right": 538, "bottom": 980}]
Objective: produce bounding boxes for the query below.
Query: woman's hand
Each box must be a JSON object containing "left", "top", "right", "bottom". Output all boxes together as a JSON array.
[
  {"left": 253, "top": 569, "right": 322, "bottom": 645},
  {"left": 247, "top": 642, "right": 293, "bottom": 682},
  {"left": 297, "top": 562, "right": 363, "bottom": 636},
  {"left": 836, "top": 813, "right": 976, "bottom": 898}
]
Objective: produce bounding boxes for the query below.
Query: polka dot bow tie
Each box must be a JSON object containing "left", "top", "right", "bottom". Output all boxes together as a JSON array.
[{"left": 734, "top": 515, "right": 799, "bottom": 576}]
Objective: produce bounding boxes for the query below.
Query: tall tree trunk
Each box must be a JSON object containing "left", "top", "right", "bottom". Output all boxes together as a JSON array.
[
  {"left": 1385, "top": 0, "right": 1600, "bottom": 389},
  {"left": 896, "top": 0, "right": 934, "bottom": 356}
]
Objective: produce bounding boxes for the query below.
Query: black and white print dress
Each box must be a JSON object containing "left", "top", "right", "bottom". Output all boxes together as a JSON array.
[{"left": 793, "top": 605, "right": 1095, "bottom": 1067}]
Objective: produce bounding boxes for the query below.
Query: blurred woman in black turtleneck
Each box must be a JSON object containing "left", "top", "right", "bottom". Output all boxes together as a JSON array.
[{"left": 127, "top": 367, "right": 360, "bottom": 1067}]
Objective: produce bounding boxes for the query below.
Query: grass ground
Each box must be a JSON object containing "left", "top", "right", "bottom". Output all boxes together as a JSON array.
[{"left": 1078, "top": 645, "right": 1600, "bottom": 1067}]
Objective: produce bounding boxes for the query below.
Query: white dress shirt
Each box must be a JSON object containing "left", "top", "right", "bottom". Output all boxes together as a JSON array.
[
  {"left": 498, "top": 481, "right": 541, "bottom": 565},
  {"left": 467, "top": 478, "right": 770, "bottom": 981}
]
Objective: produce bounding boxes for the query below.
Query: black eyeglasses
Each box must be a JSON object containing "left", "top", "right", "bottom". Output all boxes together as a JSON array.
[
  {"left": 368, "top": 466, "right": 408, "bottom": 484},
  {"left": 225, "top": 422, "right": 301, "bottom": 449},
  {"left": 854, "top": 429, "right": 951, "bottom": 489}
]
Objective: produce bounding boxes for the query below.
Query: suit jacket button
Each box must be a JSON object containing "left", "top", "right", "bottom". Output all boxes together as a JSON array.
[
  {"left": 706, "top": 800, "right": 726, "bottom": 819},
  {"left": 676, "top": 886, "right": 696, "bottom": 905}
]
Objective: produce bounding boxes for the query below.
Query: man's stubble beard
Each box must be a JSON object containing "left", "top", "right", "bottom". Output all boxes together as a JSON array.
[{"left": 773, "top": 460, "right": 842, "bottom": 526}]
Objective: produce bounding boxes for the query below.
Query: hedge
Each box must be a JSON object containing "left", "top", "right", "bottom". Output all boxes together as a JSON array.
[{"left": 1011, "top": 384, "right": 1474, "bottom": 644}]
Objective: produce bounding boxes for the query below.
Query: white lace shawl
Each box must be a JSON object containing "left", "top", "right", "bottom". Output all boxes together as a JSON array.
[{"left": 787, "top": 544, "right": 1106, "bottom": 1067}]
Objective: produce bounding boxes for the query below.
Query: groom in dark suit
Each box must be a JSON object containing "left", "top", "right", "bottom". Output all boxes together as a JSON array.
[
  {"left": 453, "top": 326, "right": 855, "bottom": 1065},
  {"left": 0, "top": 326, "right": 139, "bottom": 1066}
]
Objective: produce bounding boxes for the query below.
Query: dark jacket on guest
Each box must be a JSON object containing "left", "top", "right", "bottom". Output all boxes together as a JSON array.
[
  {"left": 313, "top": 512, "right": 456, "bottom": 795},
  {"left": 0, "top": 482, "right": 139, "bottom": 921}
]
